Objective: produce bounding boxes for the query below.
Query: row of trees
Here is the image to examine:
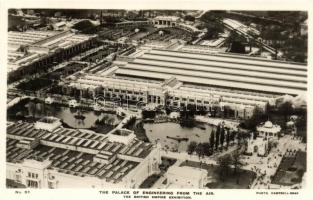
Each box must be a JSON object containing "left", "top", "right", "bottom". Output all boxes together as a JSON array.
[
  {"left": 217, "top": 149, "right": 244, "bottom": 181},
  {"left": 240, "top": 101, "right": 305, "bottom": 131},
  {"left": 209, "top": 124, "right": 240, "bottom": 151},
  {"left": 187, "top": 142, "right": 210, "bottom": 157},
  {"left": 187, "top": 124, "right": 248, "bottom": 157},
  {"left": 95, "top": 115, "right": 117, "bottom": 126},
  {"left": 27, "top": 101, "right": 59, "bottom": 119},
  {"left": 179, "top": 104, "right": 237, "bottom": 127}
]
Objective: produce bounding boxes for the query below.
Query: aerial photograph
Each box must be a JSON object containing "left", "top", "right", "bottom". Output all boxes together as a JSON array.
[{"left": 6, "top": 9, "right": 307, "bottom": 189}]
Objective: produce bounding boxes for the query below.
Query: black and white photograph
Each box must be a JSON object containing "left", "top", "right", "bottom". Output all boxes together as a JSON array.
[{"left": 3, "top": 3, "right": 308, "bottom": 193}]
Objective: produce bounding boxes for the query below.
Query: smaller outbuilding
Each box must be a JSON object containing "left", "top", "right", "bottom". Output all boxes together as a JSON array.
[{"left": 166, "top": 165, "right": 208, "bottom": 188}]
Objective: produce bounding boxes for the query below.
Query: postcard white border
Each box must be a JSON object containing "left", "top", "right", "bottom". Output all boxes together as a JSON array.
[{"left": 0, "top": 0, "right": 312, "bottom": 200}]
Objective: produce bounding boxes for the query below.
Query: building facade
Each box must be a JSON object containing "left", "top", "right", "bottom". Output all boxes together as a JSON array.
[
  {"left": 152, "top": 16, "right": 181, "bottom": 27},
  {"left": 115, "top": 20, "right": 153, "bottom": 28},
  {"left": 60, "top": 48, "right": 306, "bottom": 119},
  {"left": 64, "top": 73, "right": 272, "bottom": 119}
]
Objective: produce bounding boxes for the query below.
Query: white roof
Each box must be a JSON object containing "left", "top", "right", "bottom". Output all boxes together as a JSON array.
[
  {"left": 55, "top": 21, "right": 66, "bottom": 27},
  {"left": 154, "top": 16, "right": 180, "bottom": 21},
  {"left": 167, "top": 165, "right": 207, "bottom": 180},
  {"left": 257, "top": 121, "right": 281, "bottom": 133},
  {"left": 116, "top": 49, "right": 307, "bottom": 95},
  {"left": 117, "top": 68, "right": 304, "bottom": 95},
  {"left": 264, "top": 121, "right": 273, "bottom": 128}
]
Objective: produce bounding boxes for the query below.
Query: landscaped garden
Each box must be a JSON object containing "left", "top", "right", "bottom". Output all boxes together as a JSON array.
[
  {"left": 139, "top": 174, "right": 161, "bottom": 189},
  {"left": 180, "top": 160, "right": 256, "bottom": 189},
  {"left": 16, "top": 62, "right": 87, "bottom": 91},
  {"left": 271, "top": 151, "right": 306, "bottom": 186}
]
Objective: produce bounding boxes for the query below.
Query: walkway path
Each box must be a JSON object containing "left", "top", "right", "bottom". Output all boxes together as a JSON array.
[
  {"left": 195, "top": 115, "right": 239, "bottom": 130},
  {"left": 161, "top": 150, "right": 217, "bottom": 165},
  {"left": 241, "top": 135, "right": 305, "bottom": 189}
]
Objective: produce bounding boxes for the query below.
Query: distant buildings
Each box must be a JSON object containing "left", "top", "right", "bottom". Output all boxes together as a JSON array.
[
  {"left": 114, "top": 20, "right": 153, "bottom": 28},
  {"left": 153, "top": 16, "right": 181, "bottom": 27},
  {"left": 8, "top": 30, "right": 97, "bottom": 82},
  {"left": 152, "top": 16, "right": 203, "bottom": 34},
  {"left": 52, "top": 21, "right": 67, "bottom": 31},
  {"left": 112, "top": 15, "right": 203, "bottom": 35}
]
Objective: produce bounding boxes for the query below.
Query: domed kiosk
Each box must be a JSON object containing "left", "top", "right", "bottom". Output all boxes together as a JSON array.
[
  {"left": 257, "top": 120, "right": 281, "bottom": 139},
  {"left": 246, "top": 120, "right": 281, "bottom": 156}
]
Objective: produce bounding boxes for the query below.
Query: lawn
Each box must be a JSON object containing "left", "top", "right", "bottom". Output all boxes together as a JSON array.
[
  {"left": 139, "top": 174, "right": 161, "bottom": 188},
  {"left": 180, "top": 160, "right": 256, "bottom": 189},
  {"left": 16, "top": 62, "right": 87, "bottom": 92},
  {"left": 272, "top": 151, "right": 306, "bottom": 186}
]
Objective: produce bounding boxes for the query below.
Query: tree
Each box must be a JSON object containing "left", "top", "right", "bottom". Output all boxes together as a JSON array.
[
  {"left": 229, "top": 40, "right": 246, "bottom": 54},
  {"left": 184, "top": 15, "right": 195, "bottom": 22},
  {"left": 187, "top": 141, "right": 197, "bottom": 155},
  {"left": 217, "top": 154, "right": 232, "bottom": 181},
  {"left": 295, "top": 110, "right": 307, "bottom": 140},
  {"left": 200, "top": 11, "right": 225, "bottom": 39},
  {"left": 195, "top": 143, "right": 205, "bottom": 158},
  {"left": 101, "top": 115, "right": 109, "bottom": 124},
  {"left": 237, "top": 131, "right": 248, "bottom": 147},
  {"left": 220, "top": 127, "right": 225, "bottom": 148},
  {"left": 231, "top": 149, "right": 243, "bottom": 174},
  {"left": 226, "top": 128, "right": 230, "bottom": 147},
  {"left": 95, "top": 86, "right": 104, "bottom": 97},
  {"left": 142, "top": 110, "right": 156, "bottom": 119},
  {"left": 54, "top": 11, "right": 62, "bottom": 18},
  {"left": 215, "top": 125, "right": 221, "bottom": 150},
  {"left": 107, "top": 117, "right": 115, "bottom": 125},
  {"left": 28, "top": 101, "right": 36, "bottom": 119},
  {"left": 209, "top": 130, "right": 215, "bottom": 151},
  {"left": 202, "top": 142, "right": 211, "bottom": 156},
  {"left": 278, "top": 101, "right": 294, "bottom": 124},
  {"left": 211, "top": 106, "right": 217, "bottom": 117},
  {"left": 40, "top": 16, "right": 50, "bottom": 27},
  {"left": 240, "top": 106, "right": 266, "bottom": 131},
  {"left": 230, "top": 130, "right": 235, "bottom": 142},
  {"left": 180, "top": 104, "right": 196, "bottom": 127}
]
